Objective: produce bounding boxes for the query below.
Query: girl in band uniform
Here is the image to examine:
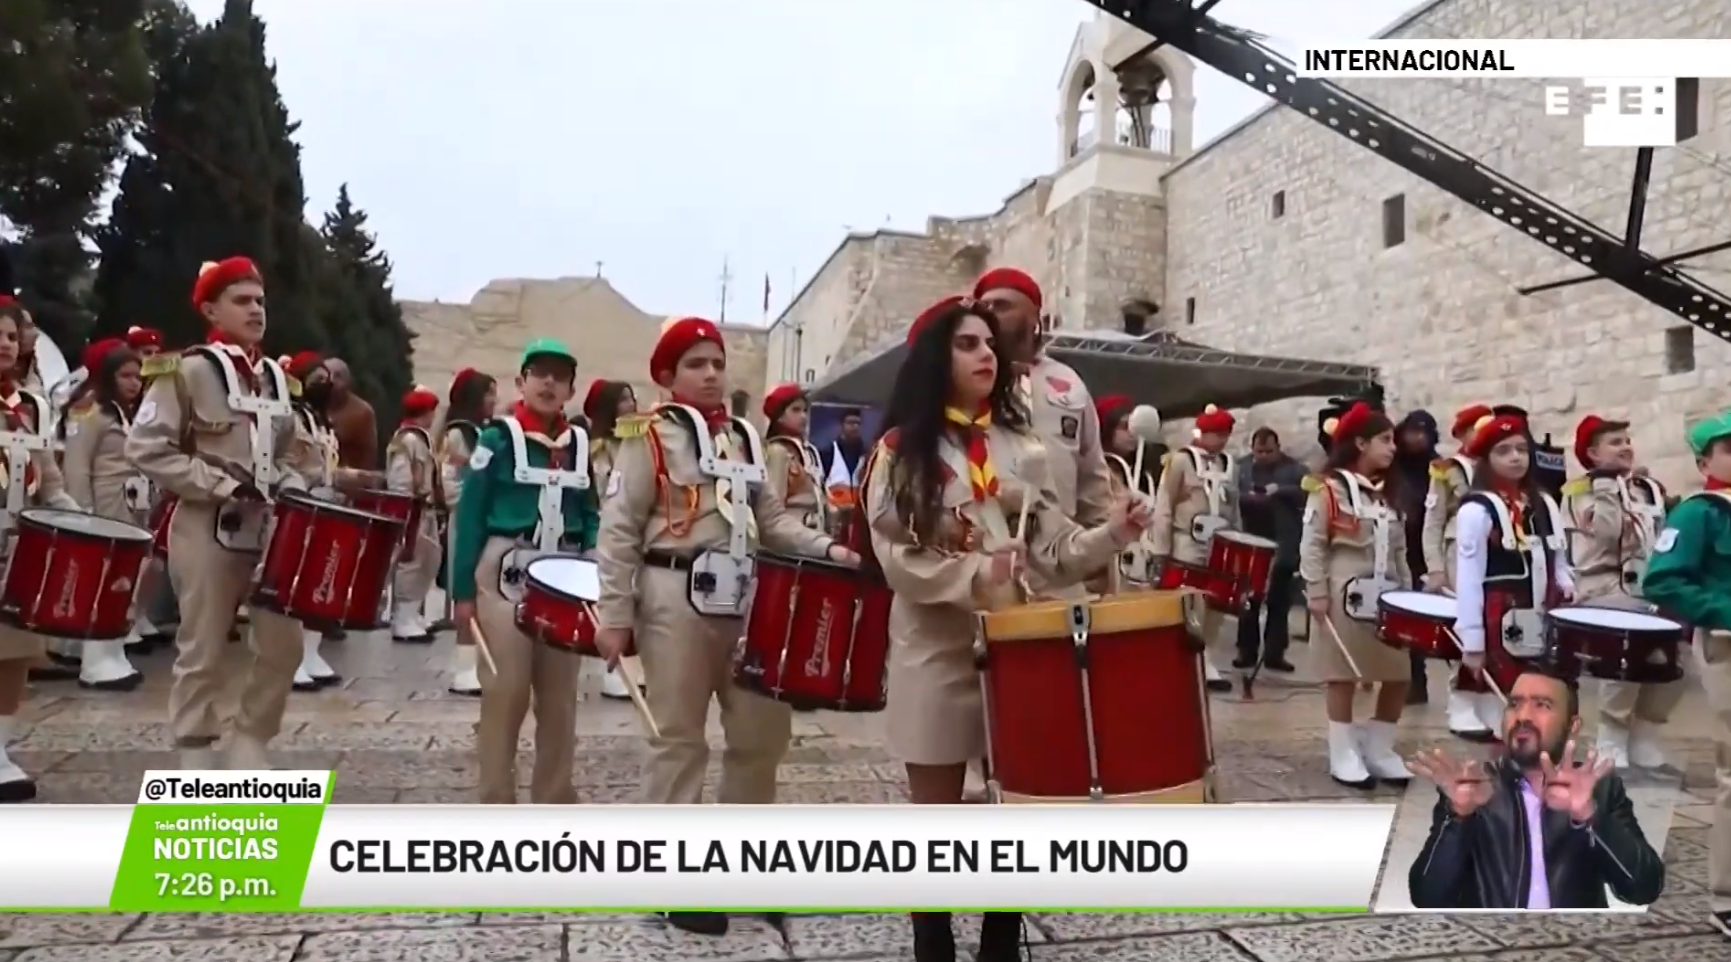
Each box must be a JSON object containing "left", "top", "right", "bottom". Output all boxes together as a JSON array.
[
  {"left": 761, "top": 383, "right": 826, "bottom": 535},
  {"left": 440, "top": 368, "right": 497, "bottom": 696},
  {"left": 866, "top": 296, "right": 1146, "bottom": 962},
  {"left": 582, "top": 379, "right": 639, "bottom": 701},
  {"left": 387, "top": 385, "right": 447, "bottom": 642}
]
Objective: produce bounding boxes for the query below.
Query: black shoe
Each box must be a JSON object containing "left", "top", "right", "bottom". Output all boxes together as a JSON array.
[
  {"left": 977, "top": 912, "right": 1026, "bottom": 962},
  {"left": 427, "top": 618, "right": 454, "bottom": 633},
  {"left": 1232, "top": 655, "right": 1257, "bottom": 670},
  {"left": 323, "top": 628, "right": 347, "bottom": 642},
  {"left": 911, "top": 913, "right": 955, "bottom": 962},
  {"left": 28, "top": 663, "right": 76, "bottom": 682},
  {"left": 1262, "top": 656, "right": 1296, "bottom": 673},
  {"left": 0, "top": 776, "right": 37, "bottom": 803},
  {"left": 1206, "top": 677, "right": 1232, "bottom": 693},
  {"left": 78, "top": 672, "right": 144, "bottom": 692},
  {"left": 663, "top": 912, "right": 728, "bottom": 936}
]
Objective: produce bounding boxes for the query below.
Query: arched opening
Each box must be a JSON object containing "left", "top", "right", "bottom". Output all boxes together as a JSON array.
[{"left": 1064, "top": 60, "right": 1097, "bottom": 158}]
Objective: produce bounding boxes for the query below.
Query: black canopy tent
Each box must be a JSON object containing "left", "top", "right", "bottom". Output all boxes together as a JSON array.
[{"left": 807, "top": 329, "right": 1382, "bottom": 420}]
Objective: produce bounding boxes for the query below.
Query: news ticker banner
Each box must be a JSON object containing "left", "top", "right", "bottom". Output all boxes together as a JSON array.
[
  {"left": 0, "top": 772, "right": 1395, "bottom": 912},
  {"left": 1296, "top": 39, "right": 1731, "bottom": 78}
]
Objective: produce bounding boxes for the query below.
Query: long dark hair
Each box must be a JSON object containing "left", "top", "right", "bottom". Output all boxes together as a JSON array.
[
  {"left": 92, "top": 345, "right": 141, "bottom": 412},
  {"left": 1322, "top": 410, "right": 1404, "bottom": 509},
  {"left": 879, "top": 302, "right": 1027, "bottom": 542},
  {"left": 1468, "top": 430, "right": 1546, "bottom": 498},
  {"left": 590, "top": 380, "right": 634, "bottom": 437},
  {"left": 447, "top": 371, "right": 496, "bottom": 426}
]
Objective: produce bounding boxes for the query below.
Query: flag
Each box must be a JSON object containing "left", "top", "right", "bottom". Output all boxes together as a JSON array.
[{"left": 762, "top": 273, "right": 772, "bottom": 313}]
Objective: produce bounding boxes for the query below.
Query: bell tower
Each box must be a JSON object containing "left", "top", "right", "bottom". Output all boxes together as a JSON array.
[{"left": 1056, "top": 10, "right": 1197, "bottom": 166}]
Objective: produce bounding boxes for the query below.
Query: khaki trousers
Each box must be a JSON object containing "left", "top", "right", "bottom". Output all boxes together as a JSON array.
[
  {"left": 474, "top": 537, "right": 578, "bottom": 804},
  {"left": 165, "top": 502, "right": 300, "bottom": 746},
  {"left": 393, "top": 514, "right": 440, "bottom": 609},
  {"left": 1693, "top": 630, "right": 1731, "bottom": 912},
  {"left": 636, "top": 566, "right": 790, "bottom": 804}
]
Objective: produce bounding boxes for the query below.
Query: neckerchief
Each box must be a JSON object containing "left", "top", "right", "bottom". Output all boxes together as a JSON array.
[
  {"left": 673, "top": 394, "right": 730, "bottom": 431},
  {"left": 944, "top": 404, "right": 999, "bottom": 502},
  {"left": 510, "top": 401, "right": 569, "bottom": 452},
  {"left": 1492, "top": 479, "right": 1528, "bottom": 547},
  {"left": 1708, "top": 476, "right": 1730, "bottom": 492},
  {"left": 206, "top": 330, "right": 261, "bottom": 392}
]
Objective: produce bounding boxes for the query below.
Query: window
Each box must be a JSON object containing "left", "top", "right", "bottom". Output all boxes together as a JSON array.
[
  {"left": 1665, "top": 325, "right": 1695, "bottom": 374},
  {"left": 1271, "top": 190, "right": 1286, "bottom": 219},
  {"left": 730, "top": 390, "right": 749, "bottom": 416},
  {"left": 1676, "top": 78, "right": 1700, "bottom": 142},
  {"left": 1382, "top": 194, "right": 1406, "bottom": 248},
  {"left": 1184, "top": 297, "right": 1196, "bottom": 325}
]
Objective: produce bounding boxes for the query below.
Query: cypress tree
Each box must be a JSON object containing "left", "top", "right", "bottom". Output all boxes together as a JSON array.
[{"left": 321, "top": 184, "right": 415, "bottom": 445}]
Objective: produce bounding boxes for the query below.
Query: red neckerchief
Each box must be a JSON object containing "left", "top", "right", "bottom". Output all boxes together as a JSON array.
[
  {"left": 945, "top": 402, "right": 999, "bottom": 502},
  {"left": 0, "top": 377, "right": 23, "bottom": 431},
  {"left": 1708, "top": 476, "right": 1730, "bottom": 492},
  {"left": 510, "top": 401, "right": 568, "bottom": 446},
  {"left": 1491, "top": 478, "right": 1527, "bottom": 541},
  {"left": 206, "top": 329, "right": 261, "bottom": 392},
  {"left": 672, "top": 394, "right": 730, "bottom": 431}
]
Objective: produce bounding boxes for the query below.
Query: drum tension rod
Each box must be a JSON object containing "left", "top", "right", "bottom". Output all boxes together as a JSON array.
[{"left": 1067, "top": 603, "right": 1091, "bottom": 667}]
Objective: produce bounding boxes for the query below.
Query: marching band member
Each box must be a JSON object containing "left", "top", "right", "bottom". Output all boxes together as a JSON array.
[
  {"left": 127, "top": 257, "right": 311, "bottom": 770},
  {"left": 0, "top": 295, "right": 83, "bottom": 800},
  {"left": 1421, "top": 402, "right": 1498, "bottom": 741},
  {"left": 60, "top": 340, "right": 149, "bottom": 690},
  {"left": 583, "top": 378, "right": 641, "bottom": 701},
  {"left": 440, "top": 367, "right": 497, "bottom": 696},
  {"left": 1451, "top": 412, "right": 1573, "bottom": 721},
  {"left": 593, "top": 317, "right": 850, "bottom": 937},
  {"left": 1299, "top": 403, "right": 1414, "bottom": 788},
  {"left": 387, "top": 384, "right": 446, "bottom": 643},
  {"left": 762, "top": 383, "right": 826, "bottom": 534},
  {"left": 125, "top": 325, "right": 164, "bottom": 359},
  {"left": 1640, "top": 409, "right": 1731, "bottom": 939},
  {"left": 12, "top": 308, "right": 44, "bottom": 395},
  {"left": 864, "top": 296, "right": 1146, "bottom": 962},
  {"left": 448, "top": 339, "right": 596, "bottom": 804},
  {"left": 1098, "top": 394, "right": 1164, "bottom": 493},
  {"left": 1565, "top": 415, "right": 1676, "bottom": 768},
  {"left": 1150, "top": 404, "right": 1239, "bottom": 692}
]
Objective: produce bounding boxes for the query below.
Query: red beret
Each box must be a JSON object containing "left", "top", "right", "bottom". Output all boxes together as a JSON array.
[
  {"left": 124, "top": 326, "right": 162, "bottom": 348},
  {"left": 284, "top": 351, "right": 322, "bottom": 382},
  {"left": 581, "top": 380, "right": 609, "bottom": 420},
  {"left": 973, "top": 267, "right": 1042, "bottom": 309},
  {"left": 1462, "top": 413, "right": 1527, "bottom": 460},
  {"left": 1450, "top": 403, "right": 1494, "bottom": 439},
  {"left": 763, "top": 382, "right": 805, "bottom": 421},
  {"left": 650, "top": 317, "right": 724, "bottom": 382},
  {"left": 1095, "top": 395, "right": 1131, "bottom": 424},
  {"left": 1194, "top": 404, "right": 1236, "bottom": 435},
  {"left": 1325, "top": 402, "right": 1375, "bottom": 442},
  {"left": 1573, "top": 414, "right": 1629, "bottom": 468},
  {"left": 81, "top": 338, "right": 127, "bottom": 374},
  {"left": 907, "top": 294, "right": 971, "bottom": 345},
  {"left": 191, "top": 257, "right": 262, "bottom": 309},
  {"left": 449, "top": 367, "right": 482, "bottom": 401},
  {"left": 401, "top": 385, "right": 440, "bottom": 418}
]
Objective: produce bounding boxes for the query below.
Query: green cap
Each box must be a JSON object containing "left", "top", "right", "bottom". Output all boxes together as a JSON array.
[
  {"left": 1686, "top": 409, "right": 1731, "bottom": 457},
  {"left": 519, "top": 337, "right": 576, "bottom": 371}
]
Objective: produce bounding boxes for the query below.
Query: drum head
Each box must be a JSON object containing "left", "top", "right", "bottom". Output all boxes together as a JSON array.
[
  {"left": 1216, "top": 531, "right": 1277, "bottom": 548},
  {"left": 1380, "top": 590, "right": 1457, "bottom": 619},
  {"left": 1550, "top": 606, "right": 1681, "bottom": 632},
  {"left": 282, "top": 491, "right": 393, "bottom": 524},
  {"left": 525, "top": 555, "right": 600, "bottom": 602},
  {"left": 22, "top": 508, "right": 152, "bottom": 543}
]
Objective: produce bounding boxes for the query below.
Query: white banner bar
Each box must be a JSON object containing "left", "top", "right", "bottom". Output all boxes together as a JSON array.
[
  {"left": 1297, "top": 40, "right": 1731, "bottom": 78},
  {"left": 137, "top": 770, "right": 330, "bottom": 805}
]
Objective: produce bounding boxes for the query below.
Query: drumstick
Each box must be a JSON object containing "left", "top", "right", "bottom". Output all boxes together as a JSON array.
[
  {"left": 466, "top": 616, "right": 501, "bottom": 678},
  {"left": 613, "top": 657, "right": 662, "bottom": 739},
  {"left": 1319, "top": 614, "right": 1365, "bottom": 679}
]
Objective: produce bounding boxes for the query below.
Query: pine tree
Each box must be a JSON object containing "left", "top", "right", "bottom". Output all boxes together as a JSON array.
[{"left": 321, "top": 184, "right": 415, "bottom": 445}]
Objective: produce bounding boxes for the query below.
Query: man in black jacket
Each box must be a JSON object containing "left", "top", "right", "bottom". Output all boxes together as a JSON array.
[
  {"left": 1234, "top": 428, "right": 1305, "bottom": 672},
  {"left": 1407, "top": 669, "right": 1665, "bottom": 908}
]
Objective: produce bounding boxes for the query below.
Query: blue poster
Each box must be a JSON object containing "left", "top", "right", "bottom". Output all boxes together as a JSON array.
[{"left": 808, "top": 403, "right": 881, "bottom": 453}]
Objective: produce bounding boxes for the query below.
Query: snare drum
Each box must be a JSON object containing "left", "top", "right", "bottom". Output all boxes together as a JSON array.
[
  {"left": 516, "top": 555, "right": 601, "bottom": 655},
  {"left": 1545, "top": 606, "right": 1686, "bottom": 684},
  {"left": 1206, "top": 532, "right": 1277, "bottom": 606},
  {"left": 1378, "top": 591, "right": 1460, "bottom": 659},
  {"left": 734, "top": 552, "right": 891, "bottom": 712},
  {"left": 346, "top": 489, "right": 422, "bottom": 562},
  {"left": 977, "top": 591, "right": 1213, "bottom": 803},
  {"left": 1, "top": 510, "right": 153, "bottom": 639},
  {"left": 251, "top": 492, "right": 403, "bottom": 631},
  {"left": 148, "top": 496, "right": 177, "bottom": 560},
  {"left": 1155, "top": 560, "right": 1238, "bottom": 613}
]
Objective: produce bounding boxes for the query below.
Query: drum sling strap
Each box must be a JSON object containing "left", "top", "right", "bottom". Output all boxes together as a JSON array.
[
  {"left": 654, "top": 404, "right": 766, "bottom": 617},
  {"left": 0, "top": 391, "right": 54, "bottom": 536},
  {"left": 1478, "top": 492, "right": 1566, "bottom": 659},
  {"left": 1331, "top": 472, "right": 1397, "bottom": 622},
  {"left": 177, "top": 347, "right": 292, "bottom": 553},
  {"left": 493, "top": 416, "right": 588, "bottom": 599},
  {"left": 1181, "top": 447, "right": 1234, "bottom": 544},
  {"left": 766, "top": 435, "right": 827, "bottom": 532}
]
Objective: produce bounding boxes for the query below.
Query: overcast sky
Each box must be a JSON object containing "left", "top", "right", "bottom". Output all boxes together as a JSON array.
[{"left": 181, "top": 0, "right": 1422, "bottom": 319}]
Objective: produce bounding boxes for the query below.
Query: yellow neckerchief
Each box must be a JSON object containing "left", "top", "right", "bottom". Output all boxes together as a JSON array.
[{"left": 943, "top": 405, "right": 998, "bottom": 502}]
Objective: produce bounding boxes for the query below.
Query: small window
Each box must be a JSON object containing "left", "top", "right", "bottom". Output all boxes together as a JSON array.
[
  {"left": 1382, "top": 194, "right": 1406, "bottom": 248},
  {"left": 1676, "top": 78, "right": 1700, "bottom": 142},
  {"left": 1184, "top": 297, "right": 1196, "bottom": 325},
  {"left": 730, "top": 390, "right": 749, "bottom": 416},
  {"left": 1665, "top": 325, "right": 1695, "bottom": 373},
  {"left": 1271, "top": 190, "right": 1286, "bottom": 219}
]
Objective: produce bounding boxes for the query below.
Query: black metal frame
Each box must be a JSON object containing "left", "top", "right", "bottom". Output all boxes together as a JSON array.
[{"left": 1088, "top": 1, "right": 1731, "bottom": 344}]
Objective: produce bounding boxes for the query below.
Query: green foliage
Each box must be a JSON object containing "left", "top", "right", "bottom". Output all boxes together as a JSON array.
[{"left": 321, "top": 184, "right": 416, "bottom": 448}]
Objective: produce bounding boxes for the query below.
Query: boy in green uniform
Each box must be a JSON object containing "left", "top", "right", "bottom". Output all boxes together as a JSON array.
[
  {"left": 449, "top": 339, "right": 598, "bottom": 803},
  {"left": 1640, "top": 408, "right": 1731, "bottom": 937}
]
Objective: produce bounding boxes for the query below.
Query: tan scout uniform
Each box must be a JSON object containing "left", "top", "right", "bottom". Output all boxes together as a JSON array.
[
  {"left": 764, "top": 435, "right": 827, "bottom": 534},
  {"left": 1421, "top": 452, "right": 1496, "bottom": 737},
  {"left": 586, "top": 421, "right": 645, "bottom": 697},
  {"left": 1565, "top": 471, "right": 1681, "bottom": 759},
  {"left": 595, "top": 406, "right": 835, "bottom": 804},
  {"left": 1299, "top": 471, "right": 1414, "bottom": 683},
  {"left": 386, "top": 424, "right": 444, "bottom": 623},
  {"left": 125, "top": 345, "right": 309, "bottom": 766},
  {"left": 1019, "top": 355, "right": 1112, "bottom": 527},
  {"left": 439, "top": 421, "right": 482, "bottom": 695},
  {"left": 866, "top": 427, "right": 1127, "bottom": 766},
  {"left": 284, "top": 399, "right": 343, "bottom": 690},
  {"left": 1150, "top": 443, "right": 1240, "bottom": 666},
  {"left": 0, "top": 388, "right": 80, "bottom": 664},
  {"left": 61, "top": 400, "right": 151, "bottom": 687}
]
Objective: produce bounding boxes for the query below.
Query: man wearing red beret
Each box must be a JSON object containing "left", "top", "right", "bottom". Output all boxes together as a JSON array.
[
  {"left": 592, "top": 317, "right": 855, "bottom": 937},
  {"left": 1420, "top": 403, "right": 1501, "bottom": 741},
  {"left": 386, "top": 385, "right": 450, "bottom": 643},
  {"left": 125, "top": 326, "right": 163, "bottom": 359},
  {"left": 126, "top": 256, "right": 313, "bottom": 770},
  {"left": 1150, "top": 404, "right": 1240, "bottom": 692}
]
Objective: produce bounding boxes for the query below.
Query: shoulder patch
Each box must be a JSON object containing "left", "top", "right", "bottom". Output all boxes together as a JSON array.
[
  {"left": 1654, "top": 528, "right": 1678, "bottom": 553},
  {"left": 605, "top": 470, "right": 623, "bottom": 498},
  {"left": 1562, "top": 477, "right": 1590, "bottom": 498},
  {"left": 135, "top": 400, "right": 158, "bottom": 426},
  {"left": 614, "top": 414, "right": 650, "bottom": 439},
  {"left": 1301, "top": 474, "right": 1324, "bottom": 493},
  {"left": 140, "top": 354, "right": 178, "bottom": 379},
  {"left": 470, "top": 445, "right": 492, "bottom": 470},
  {"left": 1429, "top": 458, "right": 1457, "bottom": 481}
]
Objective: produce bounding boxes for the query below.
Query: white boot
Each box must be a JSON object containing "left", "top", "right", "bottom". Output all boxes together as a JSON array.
[
  {"left": 1328, "top": 720, "right": 1374, "bottom": 788},
  {"left": 1628, "top": 720, "right": 1667, "bottom": 768},
  {"left": 391, "top": 603, "right": 429, "bottom": 642},
  {"left": 1358, "top": 720, "right": 1412, "bottom": 784},
  {"left": 77, "top": 641, "right": 142, "bottom": 690},
  {"left": 448, "top": 645, "right": 481, "bottom": 696},
  {"left": 0, "top": 716, "right": 35, "bottom": 802},
  {"left": 1596, "top": 722, "right": 1632, "bottom": 769},
  {"left": 225, "top": 732, "right": 271, "bottom": 771},
  {"left": 1447, "top": 689, "right": 1492, "bottom": 739},
  {"left": 600, "top": 666, "right": 631, "bottom": 700},
  {"left": 179, "top": 745, "right": 220, "bottom": 770},
  {"left": 298, "top": 630, "right": 339, "bottom": 687},
  {"left": 1473, "top": 691, "right": 1507, "bottom": 736}
]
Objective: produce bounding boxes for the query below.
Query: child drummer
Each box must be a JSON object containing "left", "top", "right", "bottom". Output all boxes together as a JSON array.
[
  {"left": 387, "top": 384, "right": 447, "bottom": 643},
  {"left": 1640, "top": 409, "right": 1731, "bottom": 939},
  {"left": 448, "top": 338, "right": 597, "bottom": 804},
  {"left": 1564, "top": 414, "right": 1676, "bottom": 769},
  {"left": 1420, "top": 402, "right": 1498, "bottom": 741},
  {"left": 761, "top": 383, "right": 827, "bottom": 535},
  {"left": 592, "top": 317, "right": 851, "bottom": 937},
  {"left": 581, "top": 378, "right": 641, "bottom": 702},
  {"left": 440, "top": 367, "right": 497, "bottom": 696},
  {"left": 1149, "top": 403, "right": 1238, "bottom": 692}
]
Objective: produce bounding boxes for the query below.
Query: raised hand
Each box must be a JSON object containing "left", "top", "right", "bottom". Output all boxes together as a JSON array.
[
  {"left": 1407, "top": 747, "right": 1495, "bottom": 818},
  {"left": 1109, "top": 496, "right": 1152, "bottom": 541},
  {"left": 1539, "top": 740, "right": 1613, "bottom": 822}
]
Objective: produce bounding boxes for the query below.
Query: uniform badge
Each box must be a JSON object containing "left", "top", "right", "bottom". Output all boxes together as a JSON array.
[
  {"left": 1654, "top": 528, "right": 1678, "bottom": 553},
  {"left": 135, "top": 401, "right": 157, "bottom": 426},
  {"left": 606, "top": 471, "right": 622, "bottom": 498},
  {"left": 63, "top": 422, "right": 77, "bottom": 438},
  {"left": 1060, "top": 415, "right": 1079, "bottom": 440},
  {"left": 470, "top": 446, "right": 492, "bottom": 470}
]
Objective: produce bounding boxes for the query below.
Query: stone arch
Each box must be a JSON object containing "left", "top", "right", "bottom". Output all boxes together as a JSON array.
[{"left": 1060, "top": 58, "right": 1098, "bottom": 159}]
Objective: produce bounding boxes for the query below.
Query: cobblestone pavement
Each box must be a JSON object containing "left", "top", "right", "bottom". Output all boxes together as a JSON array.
[{"left": 1, "top": 625, "right": 1723, "bottom": 961}]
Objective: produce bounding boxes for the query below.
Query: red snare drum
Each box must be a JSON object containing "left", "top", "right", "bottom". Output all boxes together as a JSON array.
[
  {"left": 1545, "top": 606, "right": 1686, "bottom": 684},
  {"left": 734, "top": 551, "right": 891, "bottom": 712},
  {"left": 1378, "top": 590, "right": 1461, "bottom": 659},
  {"left": 1155, "top": 560, "right": 1238, "bottom": 613},
  {"left": 1454, "top": 589, "right": 1533, "bottom": 698},
  {"left": 251, "top": 492, "right": 403, "bottom": 630},
  {"left": 148, "top": 496, "right": 177, "bottom": 559},
  {"left": 347, "top": 489, "right": 422, "bottom": 562},
  {"left": 516, "top": 555, "right": 601, "bottom": 655},
  {"left": 978, "top": 592, "right": 1212, "bottom": 802},
  {"left": 1206, "top": 532, "right": 1277, "bottom": 607},
  {"left": 1, "top": 510, "right": 153, "bottom": 640}
]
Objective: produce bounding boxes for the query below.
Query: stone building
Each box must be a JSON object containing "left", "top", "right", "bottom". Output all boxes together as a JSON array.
[
  {"left": 766, "top": 0, "right": 1731, "bottom": 485},
  {"left": 400, "top": 276, "right": 769, "bottom": 421}
]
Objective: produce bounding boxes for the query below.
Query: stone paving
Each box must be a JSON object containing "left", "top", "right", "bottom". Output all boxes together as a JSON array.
[{"left": 1, "top": 623, "right": 1725, "bottom": 961}]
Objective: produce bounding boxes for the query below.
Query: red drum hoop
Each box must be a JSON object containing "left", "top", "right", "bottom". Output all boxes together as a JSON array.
[
  {"left": 251, "top": 492, "right": 402, "bottom": 631},
  {"left": 1, "top": 509, "right": 152, "bottom": 640},
  {"left": 733, "top": 551, "right": 890, "bottom": 712}
]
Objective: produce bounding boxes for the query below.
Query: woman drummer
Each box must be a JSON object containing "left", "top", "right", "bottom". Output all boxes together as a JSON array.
[
  {"left": 59, "top": 338, "right": 150, "bottom": 691},
  {"left": 1097, "top": 394, "right": 1164, "bottom": 494},
  {"left": 761, "top": 383, "right": 826, "bottom": 534},
  {"left": 866, "top": 294, "right": 1146, "bottom": 962},
  {"left": 0, "top": 299, "right": 85, "bottom": 801},
  {"left": 441, "top": 368, "right": 498, "bottom": 696},
  {"left": 1298, "top": 403, "right": 1414, "bottom": 789},
  {"left": 579, "top": 378, "right": 640, "bottom": 701}
]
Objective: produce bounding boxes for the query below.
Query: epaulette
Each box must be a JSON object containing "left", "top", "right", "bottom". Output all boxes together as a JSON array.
[
  {"left": 140, "top": 354, "right": 178, "bottom": 379},
  {"left": 613, "top": 414, "right": 650, "bottom": 440},
  {"left": 1301, "top": 473, "right": 1325, "bottom": 493},
  {"left": 285, "top": 374, "right": 303, "bottom": 398},
  {"left": 1562, "top": 477, "right": 1591, "bottom": 498},
  {"left": 1429, "top": 458, "right": 1460, "bottom": 481},
  {"left": 877, "top": 428, "right": 901, "bottom": 453}
]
